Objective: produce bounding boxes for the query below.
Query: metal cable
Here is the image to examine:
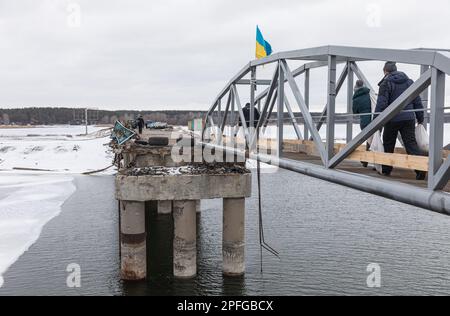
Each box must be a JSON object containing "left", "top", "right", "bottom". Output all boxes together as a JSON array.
[{"left": 256, "top": 131, "right": 280, "bottom": 275}]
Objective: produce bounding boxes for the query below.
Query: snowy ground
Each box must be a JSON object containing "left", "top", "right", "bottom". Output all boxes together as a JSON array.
[
  {"left": 0, "top": 125, "right": 114, "bottom": 173},
  {"left": 0, "top": 125, "right": 114, "bottom": 288}
]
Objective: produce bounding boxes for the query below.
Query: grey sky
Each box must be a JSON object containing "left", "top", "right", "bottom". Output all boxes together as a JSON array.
[{"left": 0, "top": 0, "right": 449, "bottom": 111}]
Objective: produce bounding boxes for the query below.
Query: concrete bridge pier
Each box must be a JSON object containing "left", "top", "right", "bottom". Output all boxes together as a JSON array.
[
  {"left": 120, "top": 201, "right": 147, "bottom": 280},
  {"left": 115, "top": 164, "right": 252, "bottom": 280},
  {"left": 173, "top": 200, "right": 197, "bottom": 278},
  {"left": 223, "top": 198, "right": 246, "bottom": 276}
]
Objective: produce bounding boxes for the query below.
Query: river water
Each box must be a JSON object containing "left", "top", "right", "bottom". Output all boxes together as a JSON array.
[{"left": 1, "top": 170, "right": 450, "bottom": 296}]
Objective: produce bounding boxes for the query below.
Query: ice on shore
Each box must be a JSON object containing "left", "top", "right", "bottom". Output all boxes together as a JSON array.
[
  {"left": 0, "top": 126, "right": 113, "bottom": 287},
  {"left": 0, "top": 174, "right": 76, "bottom": 287},
  {"left": 0, "top": 126, "right": 114, "bottom": 174}
]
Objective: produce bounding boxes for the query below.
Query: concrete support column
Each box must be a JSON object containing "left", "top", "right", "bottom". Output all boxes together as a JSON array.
[
  {"left": 158, "top": 200, "right": 172, "bottom": 215},
  {"left": 223, "top": 198, "right": 245, "bottom": 276},
  {"left": 120, "top": 201, "right": 146, "bottom": 280},
  {"left": 173, "top": 200, "right": 197, "bottom": 278}
]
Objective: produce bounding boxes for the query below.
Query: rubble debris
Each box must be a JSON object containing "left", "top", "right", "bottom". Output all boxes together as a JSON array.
[{"left": 126, "top": 164, "right": 250, "bottom": 177}]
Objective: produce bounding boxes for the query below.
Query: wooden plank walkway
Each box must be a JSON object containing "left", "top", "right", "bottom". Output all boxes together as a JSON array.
[{"left": 283, "top": 151, "right": 450, "bottom": 193}]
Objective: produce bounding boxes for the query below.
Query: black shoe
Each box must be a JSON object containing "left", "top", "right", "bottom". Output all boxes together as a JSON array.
[{"left": 416, "top": 172, "right": 426, "bottom": 181}]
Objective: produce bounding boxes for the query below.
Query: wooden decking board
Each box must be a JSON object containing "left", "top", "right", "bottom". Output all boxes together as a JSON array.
[{"left": 283, "top": 151, "right": 450, "bottom": 193}]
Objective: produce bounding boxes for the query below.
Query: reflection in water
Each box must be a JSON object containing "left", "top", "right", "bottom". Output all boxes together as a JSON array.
[{"left": 222, "top": 276, "right": 246, "bottom": 296}]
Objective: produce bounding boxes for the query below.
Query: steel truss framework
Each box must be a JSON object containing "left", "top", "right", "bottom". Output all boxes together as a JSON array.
[{"left": 203, "top": 46, "right": 450, "bottom": 214}]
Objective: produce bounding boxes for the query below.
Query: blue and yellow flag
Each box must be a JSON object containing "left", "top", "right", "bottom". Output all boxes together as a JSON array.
[{"left": 256, "top": 26, "right": 272, "bottom": 59}]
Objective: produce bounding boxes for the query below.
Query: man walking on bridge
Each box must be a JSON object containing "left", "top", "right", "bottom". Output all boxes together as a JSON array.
[
  {"left": 352, "top": 79, "right": 373, "bottom": 168},
  {"left": 375, "top": 61, "right": 427, "bottom": 180}
]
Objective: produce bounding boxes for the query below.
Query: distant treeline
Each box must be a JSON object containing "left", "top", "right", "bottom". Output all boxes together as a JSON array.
[
  {"left": 0, "top": 107, "right": 445, "bottom": 126},
  {"left": 0, "top": 107, "right": 331, "bottom": 126},
  {"left": 0, "top": 108, "right": 207, "bottom": 126}
]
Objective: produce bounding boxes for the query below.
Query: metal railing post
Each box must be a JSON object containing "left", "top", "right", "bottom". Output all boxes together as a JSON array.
[
  {"left": 421, "top": 65, "right": 431, "bottom": 130},
  {"left": 277, "top": 61, "right": 285, "bottom": 158},
  {"left": 250, "top": 67, "right": 257, "bottom": 151},
  {"left": 429, "top": 67, "right": 446, "bottom": 190},
  {"left": 327, "top": 55, "right": 337, "bottom": 166},
  {"left": 346, "top": 61, "right": 354, "bottom": 143},
  {"left": 304, "top": 69, "right": 310, "bottom": 140}
]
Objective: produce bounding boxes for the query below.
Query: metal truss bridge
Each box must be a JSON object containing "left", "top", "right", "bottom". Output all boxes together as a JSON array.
[{"left": 202, "top": 46, "right": 450, "bottom": 215}]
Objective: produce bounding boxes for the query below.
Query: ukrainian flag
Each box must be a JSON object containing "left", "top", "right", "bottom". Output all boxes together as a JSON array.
[{"left": 256, "top": 26, "right": 272, "bottom": 59}]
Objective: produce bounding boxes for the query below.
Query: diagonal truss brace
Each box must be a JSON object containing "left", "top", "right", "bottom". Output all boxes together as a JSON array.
[
  {"left": 281, "top": 60, "right": 328, "bottom": 165},
  {"left": 231, "top": 85, "right": 250, "bottom": 145}
]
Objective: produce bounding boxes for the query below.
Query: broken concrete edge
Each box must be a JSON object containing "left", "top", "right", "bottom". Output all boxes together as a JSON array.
[
  {"left": 123, "top": 164, "right": 249, "bottom": 177},
  {"left": 115, "top": 172, "right": 252, "bottom": 201}
]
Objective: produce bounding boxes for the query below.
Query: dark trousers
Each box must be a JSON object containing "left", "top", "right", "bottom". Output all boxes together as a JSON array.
[
  {"left": 138, "top": 126, "right": 143, "bottom": 134},
  {"left": 382, "top": 120, "right": 425, "bottom": 175}
]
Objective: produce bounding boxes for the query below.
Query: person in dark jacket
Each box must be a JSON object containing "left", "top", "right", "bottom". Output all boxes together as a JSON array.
[
  {"left": 353, "top": 80, "right": 372, "bottom": 130},
  {"left": 240, "top": 103, "right": 261, "bottom": 129},
  {"left": 352, "top": 80, "right": 372, "bottom": 167},
  {"left": 137, "top": 115, "right": 145, "bottom": 135},
  {"left": 375, "top": 61, "right": 426, "bottom": 180}
]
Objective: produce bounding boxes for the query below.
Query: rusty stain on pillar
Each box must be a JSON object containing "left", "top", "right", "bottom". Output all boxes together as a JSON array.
[
  {"left": 223, "top": 198, "right": 245, "bottom": 276},
  {"left": 120, "top": 201, "right": 146, "bottom": 280},
  {"left": 173, "top": 200, "right": 197, "bottom": 278}
]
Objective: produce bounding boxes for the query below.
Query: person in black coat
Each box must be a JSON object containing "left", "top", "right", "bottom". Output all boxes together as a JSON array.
[
  {"left": 375, "top": 62, "right": 426, "bottom": 180},
  {"left": 137, "top": 115, "right": 145, "bottom": 135},
  {"left": 240, "top": 103, "right": 261, "bottom": 129}
]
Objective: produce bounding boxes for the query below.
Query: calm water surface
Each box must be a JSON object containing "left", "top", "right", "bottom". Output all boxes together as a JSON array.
[{"left": 1, "top": 169, "right": 450, "bottom": 296}]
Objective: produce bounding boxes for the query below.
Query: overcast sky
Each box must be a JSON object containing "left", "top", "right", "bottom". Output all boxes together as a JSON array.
[{"left": 0, "top": 0, "right": 449, "bottom": 111}]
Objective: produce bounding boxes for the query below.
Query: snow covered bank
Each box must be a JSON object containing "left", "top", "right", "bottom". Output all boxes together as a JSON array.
[
  {"left": 0, "top": 174, "right": 76, "bottom": 287},
  {"left": 0, "top": 126, "right": 114, "bottom": 174},
  {"left": 0, "top": 126, "right": 115, "bottom": 288}
]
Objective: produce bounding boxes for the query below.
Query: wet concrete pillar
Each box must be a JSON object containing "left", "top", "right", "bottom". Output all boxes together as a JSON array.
[
  {"left": 158, "top": 200, "right": 172, "bottom": 215},
  {"left": 195, "top": 200, "right": 201, "bottom": 213},
  {"left": 173, "top": 200, "right": 197, "bottom": 278},
  {"left": 223, "top": 198, "right": 245, "bottom": 276},
  {"left": 120, "top": 201, "right": 146, "bottom": 280}
]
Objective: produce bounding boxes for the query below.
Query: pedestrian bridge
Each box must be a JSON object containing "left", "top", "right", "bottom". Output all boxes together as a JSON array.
[{"left": 201, "top": 46, "right": 450, "bottom": 215}]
